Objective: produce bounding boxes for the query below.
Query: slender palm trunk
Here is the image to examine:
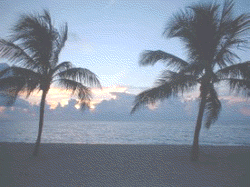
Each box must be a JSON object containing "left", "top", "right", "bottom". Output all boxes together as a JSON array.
[
  {"left": 33, "top": 89, "right": 48, "bottom": 156},
  {"left": 191, "top": 82, "right": 208, "bottom": 161},
  {"left": 191, "top": 95, "right": 206, "bottom": 161}
]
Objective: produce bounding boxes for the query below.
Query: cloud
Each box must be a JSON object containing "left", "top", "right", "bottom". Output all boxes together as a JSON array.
[
  {"left": 1, "top": 91, "right": 189, "bottom": 121},
  {"left": 240, "top": 107, "right": 250, "bottom": 116},
  {"left": 220, "top": 95, "right": 249, "bottom": 104},
  {"left": 16, "top": 85, "right": 128, "bottom": 110},
  {"left": 0, "top": 81, "right": 249, "bottom": 123},
  {"left": 90, "top": 85, "right": 128, "bottom": 108},
  {"left": 0, "top": 97, "right": 41, "bottom": 121},
  {"left": 18, "top": 88, "right": 72, "bottom": 109},
  {"left": 47, "top": 92, "right": 249, "bottom": 122}
]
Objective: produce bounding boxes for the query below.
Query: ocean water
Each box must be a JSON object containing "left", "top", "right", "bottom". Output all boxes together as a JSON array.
[{"left": 0, "top": 120, "right": 249, "bottom": 146}]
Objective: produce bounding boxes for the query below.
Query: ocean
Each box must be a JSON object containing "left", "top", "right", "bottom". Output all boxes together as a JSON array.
[{"left": 0, "top": 120, "right": 249, "bottom": 146}]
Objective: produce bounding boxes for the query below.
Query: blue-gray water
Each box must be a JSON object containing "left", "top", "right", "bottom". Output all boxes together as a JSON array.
[{"left": 0, "top": 120, "right": 249, "bottom": 145}]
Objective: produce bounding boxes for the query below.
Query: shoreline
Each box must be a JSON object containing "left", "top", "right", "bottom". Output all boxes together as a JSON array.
[{"left": 1, "top": 143, "right": 250, "bottom": 186}]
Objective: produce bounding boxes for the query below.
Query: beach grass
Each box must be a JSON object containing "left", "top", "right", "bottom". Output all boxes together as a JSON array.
[{"left": 1, "top": 143, "right": 249, "bottom": 186}]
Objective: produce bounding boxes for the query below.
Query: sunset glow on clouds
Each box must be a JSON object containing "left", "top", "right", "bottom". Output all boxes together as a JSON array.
[
  {"left": 0, "top": 77, "right": 249, "bottom": 120},
  {"left": 0, "top": 106, "right": 5, "bottom": 113},
  {"left": 220, "top": 95, "right": 249, "bottom": 104},
  {"left": 14, "top": 84, "right": 249, "bottom": 118},
  {"left": 19, "top": 85, "right": 129, "bottom": 109},
  {"left": 0, "top": 86, "right": 249, "bottom": 122},
  {"left": 90, "top": 85, "right": 128, "bottom": 109}
]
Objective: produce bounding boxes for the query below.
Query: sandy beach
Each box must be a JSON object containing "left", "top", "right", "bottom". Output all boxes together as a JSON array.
[{"left": 1, "top": 143, "right": 249, "bottom": 186}]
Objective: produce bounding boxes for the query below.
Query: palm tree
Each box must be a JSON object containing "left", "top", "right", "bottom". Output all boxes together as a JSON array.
[
  {"left": 0, "top": 10, "right": 101, "bottom": 156},
  {"left": 131, "top": 0, "right": 250, "bottom": 161}
]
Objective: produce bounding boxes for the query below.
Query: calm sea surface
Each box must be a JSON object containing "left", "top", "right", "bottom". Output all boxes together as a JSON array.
[{"left": 0, "top": 120, "right": 249, "bottom": 146}]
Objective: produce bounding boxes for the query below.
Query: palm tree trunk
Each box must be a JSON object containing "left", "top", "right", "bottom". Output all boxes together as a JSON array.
[
  {"left": 33, "top": 90, "right": 48, "bottom": 156},
  {"left": 191, "top": 90, "right": 207, "bottom": 161}
]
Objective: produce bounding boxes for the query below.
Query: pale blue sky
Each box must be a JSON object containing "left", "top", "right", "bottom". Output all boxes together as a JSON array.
[{"left": 0, "top": 0, "right": 250, "bottom": 91}]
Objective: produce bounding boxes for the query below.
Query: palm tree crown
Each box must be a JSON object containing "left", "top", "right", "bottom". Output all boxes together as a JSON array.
[
  {"left": 0, "top": 10, "right": 101, "bottom": 156},
  {"left": 131, "top": 0, "right": 250, "bottom": 160}
]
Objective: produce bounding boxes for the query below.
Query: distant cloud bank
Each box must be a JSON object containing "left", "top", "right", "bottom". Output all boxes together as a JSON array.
[{"left": 0, "top": 90, "right": 249, "bottom": 123}]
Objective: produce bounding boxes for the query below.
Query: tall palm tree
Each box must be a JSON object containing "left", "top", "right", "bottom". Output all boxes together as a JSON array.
[
  {"left": 131, "top": 0, "right": 250, "bottom": 161},
  {"left": 0, "top": 10, "right": 101, "bottom": 156}
]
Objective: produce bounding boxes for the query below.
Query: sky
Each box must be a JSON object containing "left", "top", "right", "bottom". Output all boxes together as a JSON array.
[{"left": 0, "top": 0, "right": 250, "bottom": 121}]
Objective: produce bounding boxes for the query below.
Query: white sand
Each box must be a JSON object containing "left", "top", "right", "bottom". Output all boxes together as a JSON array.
[{"left": 1, "top": 143, "right": 249, "bottom": 186}]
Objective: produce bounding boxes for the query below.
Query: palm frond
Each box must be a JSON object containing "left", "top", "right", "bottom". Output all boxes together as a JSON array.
[
  {"left": 0, "top": 67, "right": 40, "bottom": 97},
  {"left": 189, "top": 3, "right": 220, "bottom": 62},
  {"left": 131, "top": 71, "right": 198, "bottom": 113},
  {"left": 0, "top": 76, "right": 38, "bottom": 99},
  {"left": 215, "top": 15, "right": 250, "bottom": 67},
  {"left": 164, "top": 8, "right": 192, "bottom": 39},
  {"left": 11, "top": 10, "right": 57, "bottom": 71},
  {"left": 218, "top": 6, "right": 250, "bottom": 60},
  {"left": 51, "top": 23, "right": 68, "bottom": 68},
  {"left": 58, "top": 68, "right": 101, "bottom": 88},
  {"left": 220, "top": 0, "right": 234, "bottom": 27},
  {"left": 0, "top": 92, "right": 17, "bottom": 106},
  {"left": 0, "top": 66, "right": 38, "bottom": 105},
  {"left": 131, "top": 83, "right": 172, "bottom": 114},
  {"left": 216, "top": 61, "right": 250, "bottom": 79},
  {"left": 215, "top": 6, "right": 250, "bottom": 67},
  {"left": 165, "top": 0, "right": 250, "bottom": 69},
  {"left": 0, "top": 76, "right": 26, "bottom": 92},
  {"left": 165, "top": 3, "right": 220, "bottom": 63},
  {"left": 181, "top": 62, "right": 205, "bottom": 78},
  {"left": 229, "top": 13, "right": 250, "bottom": 38},
  {"left": 203, "top": 84, "right": 221, "bottom": 128},
  {"left": 215, "top": 43, "right": 241, "bottom": 68},
  {"left": 156, "top": 70, "right": 198, "bottom": 93},
  {"left": 139, "top": 50, "right": 189, "bottom": 71},
  {"left": 0, "top": 39, "right": 37, "bottom": 69},
  {"left": 227, "top": 78, "right": 250, "bottom": 96},
  {"left": 41, "top": 10, "right": 52, "bottom": 28},
  {"left": 51, "top": 61, "right": 72, "bottom": 76},
  {"left": 10, "top": 66, "right": 41, "bottom": 78},
  {"left": 0, "top": 67, "right": 12, "bottom": 78},
  {"left": 57, "top": 78, "right": 92, "bottom": 109}
]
